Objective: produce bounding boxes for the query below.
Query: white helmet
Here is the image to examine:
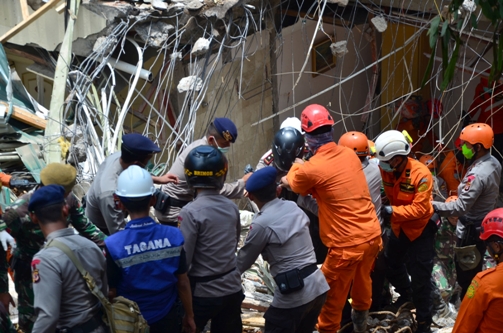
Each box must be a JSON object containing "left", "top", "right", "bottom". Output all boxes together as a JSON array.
[
  {"left": 115, "top": 165, "right": 156, "bottom": 197},
  {"left": 280, "top": 117, "right": 304, "bottom": 134},
  {"left": 374, "top": 130, "right": 411, "bottom": 161}
]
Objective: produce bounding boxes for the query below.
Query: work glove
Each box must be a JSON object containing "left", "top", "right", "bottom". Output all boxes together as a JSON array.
[
  {"left": 381, "top": 205, "right": 393, "bottom": 226},
  {"left": 0, "top": 230, "right": 15, "bottom": 252}
]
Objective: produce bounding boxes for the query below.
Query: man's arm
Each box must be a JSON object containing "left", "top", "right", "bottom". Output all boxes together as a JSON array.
[
  {"left": 104, "top": 245, "right": 121, "bottom": 300},
  {"left": 0, "top": 247, "right": 14, "bottom": 311},
  {"left": 297, "top": 195, "right": 319, "bottom": 216},
  {"left": 433, "top": 172, "right": 483, "bottom": 217},
  {"left": 285, "top": 163, "right": 315, "bottom": 196},
  {"left": 68, "top": 194, "right": 107, "bottom": 247},
  {"left": 179, "top": 210, "right": 197, "bottom": 267},
  {"left": 220, "top": 180, "right": 246, "bottom": 199},
  {"left": 177, "top": 273, "right": 195, "bottom": 333},
  {"left": 98, "top": 192, "right": 125, "bottom": 235},
  {"left": 237, "top": 223, "right": 270, "bottom": 274},
  {"left": 32, "top": 256, "right": 61, "bottom": 333}
]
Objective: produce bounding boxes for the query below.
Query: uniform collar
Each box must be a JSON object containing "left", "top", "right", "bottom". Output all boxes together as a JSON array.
[
  {"left": 468, "top": 152, "right": 491, "bottom": 171},
  {"left": 126, "top": 216, "right": 156, "bottom": 229},
  {"left": 258, "top": 198, "right": 281, "bottom": 214},
  {"left": 46, "top": 228, "right": 75, "bottom": 241},
  {"left": 195, "top": 189, "right": 220, "bottom": 198}
]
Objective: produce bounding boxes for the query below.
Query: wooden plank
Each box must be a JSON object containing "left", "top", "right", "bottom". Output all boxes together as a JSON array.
[
  {"left": 0, "top": 101, "right": 47, "bottom": 130},
  {"left": 4, "top": 47, "right": 49, "bottom": 66},
  {"left": 241, "top": 298, "right": 270, "bottom": 312},
  {"left": 0, "top": 0, "right": 61, "bottom": 44},
  {"left": 20, "top": 0, "right": 31, "bottom": 20}
]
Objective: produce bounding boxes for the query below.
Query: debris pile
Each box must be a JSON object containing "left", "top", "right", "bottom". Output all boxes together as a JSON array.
[
  {"left": 239, "top": 210, "right": 273, "bottom": 331},
  {"left": 339, "top": 303, "right": 417, "bottom": 333}
]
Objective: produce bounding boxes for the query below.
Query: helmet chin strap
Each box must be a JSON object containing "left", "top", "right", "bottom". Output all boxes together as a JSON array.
[{"left": 486, "top": 241, "right": 503, "bottom": 263}]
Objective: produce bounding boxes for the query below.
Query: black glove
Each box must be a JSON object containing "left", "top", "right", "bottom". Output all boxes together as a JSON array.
[
  {"left": 244, "top": 164, "right": 254, "bottom": 175},
  {"left": 381, "top": 205, "right": 393, "bottom": 226},
  {"left": 9, "top": 177, "right": 37, "bottom": 190}
]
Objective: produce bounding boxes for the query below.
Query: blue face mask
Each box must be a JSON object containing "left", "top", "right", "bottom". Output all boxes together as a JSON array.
[{"left": 379, "top": 160, "right": 395, "bottom": 173}]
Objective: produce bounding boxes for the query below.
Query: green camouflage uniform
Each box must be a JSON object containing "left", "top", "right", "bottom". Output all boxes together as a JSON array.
[
  {"left": 0, "top": 308, "right": 16, "bottom": 333},
  {"left": 433, "top": 217, "right": 457, "bottom": 300},
  {"left": 0, "top": 190, "right": 107, "bottom": 333}
]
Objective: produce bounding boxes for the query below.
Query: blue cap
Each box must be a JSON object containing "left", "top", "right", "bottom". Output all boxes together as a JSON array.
[
  {"left": 213, "top": 118, "right": 238, "bottom": 143},
  {"left": 28, "top": 184, "right": 66, "bottom": 212},
  {"left": 122, "top": 133, "right": 161, "bottom": 156},
  {"left": 245, "top": 166, "right": 277, "bottom": 193}
]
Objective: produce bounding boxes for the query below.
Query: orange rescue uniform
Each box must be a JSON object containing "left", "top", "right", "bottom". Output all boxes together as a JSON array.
[
  {"left": 287, "top": 142, "right": 382, "bottom": 333},
  {"left": 381, "top": 158, "right": 434, "bottom": 241},
  {"left": 452, "top": 263, "right": 503, "bottom": 333},
  {"left": 438, "top": 151, "right": 467, "bottom": 196}
]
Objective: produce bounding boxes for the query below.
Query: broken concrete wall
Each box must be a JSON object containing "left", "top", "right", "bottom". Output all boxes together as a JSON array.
[
  {"left": 275, "top": 19, "right": 382, "bottom": 140},
  {"left": 0, "top": 2, "right": 106, "bottom": 51},
  {"left": 187, "top": 30, "right": 274, "bottom": 186}
]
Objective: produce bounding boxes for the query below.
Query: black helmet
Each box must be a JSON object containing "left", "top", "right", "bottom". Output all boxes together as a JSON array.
[
  {"left": 184, "top": 145, "right": 228, "bottom": 189},
  {"left": 272, "top": 127, "right": 305, "bottom": 172}
]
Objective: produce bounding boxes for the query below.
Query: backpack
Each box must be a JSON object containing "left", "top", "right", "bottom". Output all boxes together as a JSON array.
[{"left": 46, "top": 239, "right": 150, "bottom": 333}]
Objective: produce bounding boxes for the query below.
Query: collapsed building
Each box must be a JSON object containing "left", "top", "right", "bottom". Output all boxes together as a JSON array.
[{"left": 0, "top": 0, "right": 501, "bottom": 331}]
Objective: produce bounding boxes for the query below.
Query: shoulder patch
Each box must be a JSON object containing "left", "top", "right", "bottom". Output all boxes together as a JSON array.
[
  {"left": 463, "top": 175, "right": 476, "bottom": 192},
  {"left": 418, "top": 183, "right": 429, "bottom": 192},
  {"left": 419, "top": 178, "right": 428, "bottom": 184},
  {"left": 466, "top": 279, "right": 480, "bottom": 298},
  {"left": 31, "top": 259, "right": 41, "bottom": 283}
]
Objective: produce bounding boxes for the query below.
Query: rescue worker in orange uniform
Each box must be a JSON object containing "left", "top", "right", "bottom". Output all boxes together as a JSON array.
[
  {"left": 437, "top": 139, "right": 468, "bottom": 196},
  {"left": 281, "top": 104, "right": 382, "bottom": 333},
  {"left": 375, "top": 130, "right": 436, "bottom": 333},
  {"left": 452, "top": 208, "right": 503, "bottom": 333}
]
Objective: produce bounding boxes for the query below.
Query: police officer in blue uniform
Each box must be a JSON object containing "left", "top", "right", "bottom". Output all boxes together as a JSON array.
[
  {"left": 104, "top": 166, "right": 195, "bottom": 333},
  {"left": 179, "top": 146, "right": 243, "bottom": 333},
  {"left": 86, "top": 133, "right": 178, "bottom": 235}
]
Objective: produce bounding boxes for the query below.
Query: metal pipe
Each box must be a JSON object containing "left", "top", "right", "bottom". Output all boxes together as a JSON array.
[
  {"left": 108, "top": 57, "right": 153, "bottom": 82},
  {"left": 110, "top": 37, "right": 143, "bottom": 153}
]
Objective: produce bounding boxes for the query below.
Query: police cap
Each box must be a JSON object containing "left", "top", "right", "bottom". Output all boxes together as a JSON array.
[
  {"left": 213, "top": 118, "right": 238, "bottom": 143},
  {"left": 245, "top": 166, "right": 277, "bottom": 193},
  {"left": 28, "top": 184, "right": 66, "bottom": 212},
  {"left": 122, "top": 133, "right": 161, "bottom": 157}
]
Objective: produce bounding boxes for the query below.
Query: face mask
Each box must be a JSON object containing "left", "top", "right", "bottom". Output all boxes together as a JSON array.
[
  {"left": 462, "top": 143, "right": 475, "bottom": 160},
  {"left": 379, "top": 160, "right": 395, "bottom": 173},
  {"left": 211, "top": 137, "right": 230, "bottom": 155}
]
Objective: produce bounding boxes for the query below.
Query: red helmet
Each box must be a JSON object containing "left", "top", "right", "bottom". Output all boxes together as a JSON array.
[
  {"left": 480, "top": 208, "right": 503, "bottom": 241},
  {"left": 301, "top": 104, "right": 334, "bottom": 133}
]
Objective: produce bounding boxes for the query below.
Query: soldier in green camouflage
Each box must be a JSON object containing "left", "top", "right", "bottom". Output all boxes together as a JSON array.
[
  {"left": 0, "top": 163, "right": 107, "bottom": 333},
  {"left": 0, "top": 302, "right": 16, "bottom": 333},
  {"left": 431, "top": 195, "right": 459, "bottom": 321}
]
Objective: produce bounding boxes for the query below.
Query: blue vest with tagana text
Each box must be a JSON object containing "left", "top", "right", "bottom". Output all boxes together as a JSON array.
[{"left": 105, "top": 216, "right": 184, "bottom": 323}]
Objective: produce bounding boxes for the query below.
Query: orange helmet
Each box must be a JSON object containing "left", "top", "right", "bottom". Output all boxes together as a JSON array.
[
  {"left": 445, "top": 195, "right": 458, "bottom": 203},
  {"left": 368, "top": 140, "right": 376, "bottom": 157},
  {"left": 460, "top": 123, "right": 494, "bottom": 149},
  {"left": 480, "top": 208, "right": 503, "bottom": 241},
  {"left": 301, "top": 104, "right": 334, "bottom": 133},
  {"left": 419, "top": 154, "right": 437, "bottom": 170},
  {"left": 338, "top": 132, "right": 369, "bottom": 156}
]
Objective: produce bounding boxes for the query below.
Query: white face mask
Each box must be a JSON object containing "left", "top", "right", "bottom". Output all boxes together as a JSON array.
[{"left": 210, "top": 137, "right": 230, "bottom": 155}]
